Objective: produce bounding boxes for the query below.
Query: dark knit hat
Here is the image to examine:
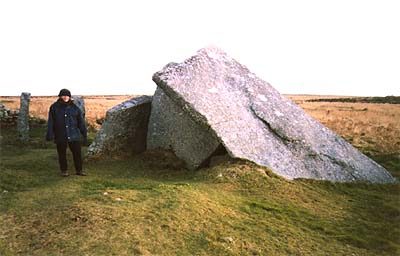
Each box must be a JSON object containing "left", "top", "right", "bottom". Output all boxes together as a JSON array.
[{"left": 58, "top": 89, "right": 71, "bottom": 97}]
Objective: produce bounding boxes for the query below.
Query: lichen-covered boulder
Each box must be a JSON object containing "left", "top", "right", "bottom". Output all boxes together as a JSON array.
[
  {"left": 87, "top": 96, "right": 152, "bottom": 158},
  {"left": 150, "top": 47, "right": 395, "bottom": 183}
]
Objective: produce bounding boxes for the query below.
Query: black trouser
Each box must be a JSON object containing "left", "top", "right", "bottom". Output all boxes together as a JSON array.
[{"left": 56, "top": 141, "right": 82, "bottom": 173}]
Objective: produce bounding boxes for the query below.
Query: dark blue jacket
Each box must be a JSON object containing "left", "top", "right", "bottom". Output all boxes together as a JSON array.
[{"left": 46, "top": 99, "right": 87, "bottom": 144}]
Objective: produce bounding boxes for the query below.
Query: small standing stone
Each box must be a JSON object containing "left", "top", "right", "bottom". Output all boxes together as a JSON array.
[
  {"left": 72, "top": 95, "right": 86, "bottom": 119},
  {"left": 17, "top": 92, "right": 31, "bottom": 142}
]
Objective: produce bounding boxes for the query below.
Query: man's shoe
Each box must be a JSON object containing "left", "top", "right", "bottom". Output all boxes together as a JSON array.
[
  {"left": 76, "top": 171, "right": 87, "bottom": 176},
  {"left": 61, "top": 172, "right": 69, "bottom": 177}
]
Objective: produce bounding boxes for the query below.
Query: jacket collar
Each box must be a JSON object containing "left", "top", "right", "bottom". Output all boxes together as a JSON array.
[{"left": 57, "top": 98, "right": 74, "bottom": 106}]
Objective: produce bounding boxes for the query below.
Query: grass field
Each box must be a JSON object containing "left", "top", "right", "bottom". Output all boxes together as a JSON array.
[{"left": 0, "top": 95, "right": 399, "bottom": 255}]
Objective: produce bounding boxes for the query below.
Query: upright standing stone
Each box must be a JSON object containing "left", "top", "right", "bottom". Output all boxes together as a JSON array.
[
  {"left": 17, "top": 92, "right": 31, "bottom": 142},
  {"left": 0, "top": 103, "right": 8, "bottom": 119},
  {"left": 72, "top": 95, "right": 85, "bottom": 119},
  {"left": 87, "top": 96, "right": 152, "bottom": 158},
  {"left": 150, "top": 47, "right": 396, "bottom": 183},
  {"left": 147, "top": 87, "right": 221, "bottom": 170}
]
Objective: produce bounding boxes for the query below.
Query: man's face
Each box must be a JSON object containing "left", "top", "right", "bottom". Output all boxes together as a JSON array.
[{"left": 61, "top": 96, "right": 70, "bottom": 102}]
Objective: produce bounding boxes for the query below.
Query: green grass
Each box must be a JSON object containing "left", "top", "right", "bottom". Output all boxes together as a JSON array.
[{"left": 0, "top": 126, "right": 399, "bottom": 255}]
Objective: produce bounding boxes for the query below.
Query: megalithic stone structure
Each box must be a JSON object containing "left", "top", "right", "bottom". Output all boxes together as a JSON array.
[
  {"left": 17, "top": 92, "right": 31, "bottom": 142},
  {"left": 148, "top": 47, "right": 396, "bottom": 183}
]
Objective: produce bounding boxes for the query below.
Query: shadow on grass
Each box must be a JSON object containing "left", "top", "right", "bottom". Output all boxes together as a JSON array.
[{"left": 1, "top": 125, "right": 399, "bottom": 255}]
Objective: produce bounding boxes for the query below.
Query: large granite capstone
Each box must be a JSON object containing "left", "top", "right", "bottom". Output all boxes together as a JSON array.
[
  {"left": 149, "top": 47, "right": 395, "bottom": 183},
  {"left": 87, "top": 96, "right": 152, "bottom": 158}
]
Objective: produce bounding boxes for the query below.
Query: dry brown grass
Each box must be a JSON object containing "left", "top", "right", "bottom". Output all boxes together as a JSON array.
[
  {"left": 1, "top": 94, "right": 399, "bottom": 155},
  {"left": 0, "top": 95, "right": 135, "bottom": 129},
  {"left": 287, "top": 95, "right": 400, "bottom": 155}
]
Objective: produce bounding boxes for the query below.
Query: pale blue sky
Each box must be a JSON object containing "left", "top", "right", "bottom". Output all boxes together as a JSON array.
[{"left": 0, "top": 0, "right": 399, "bottom": 96}]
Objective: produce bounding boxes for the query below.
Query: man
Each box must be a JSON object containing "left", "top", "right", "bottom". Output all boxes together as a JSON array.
[{"left": 46, "top": 89, "right": 87, "bottom": 177}]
